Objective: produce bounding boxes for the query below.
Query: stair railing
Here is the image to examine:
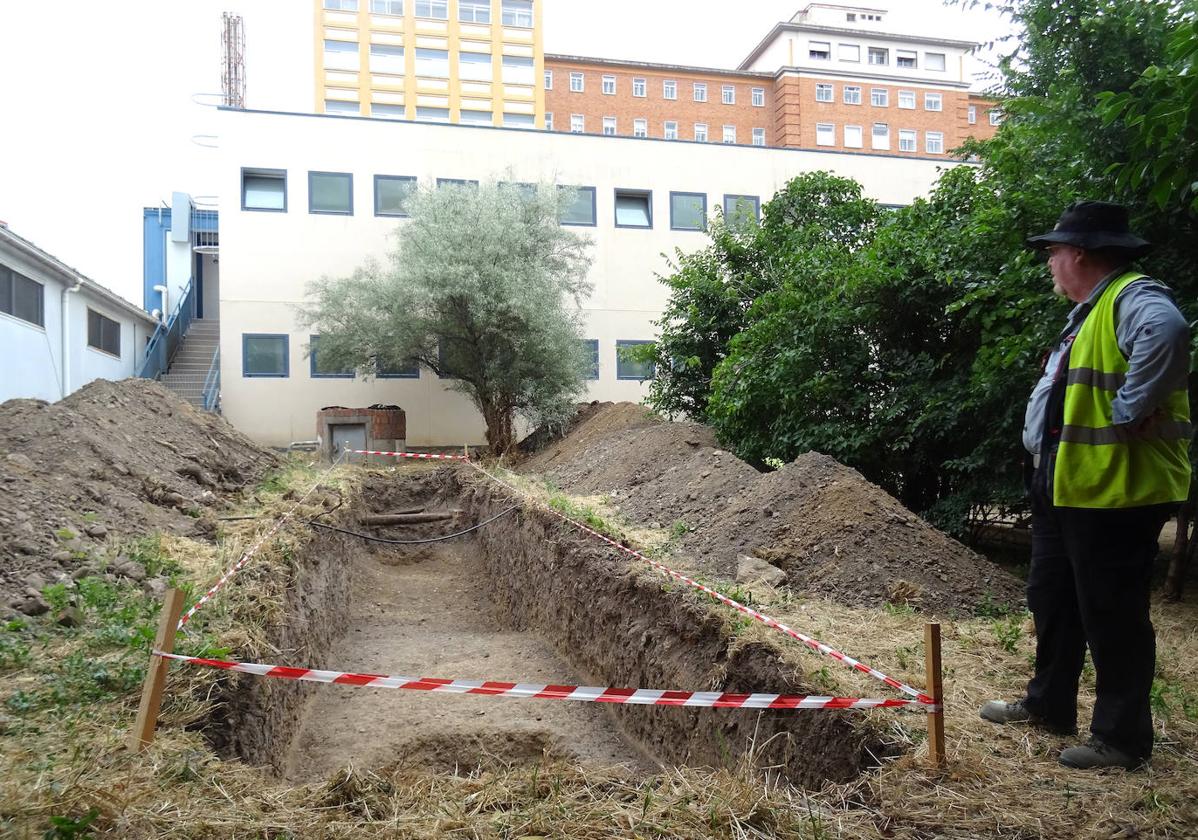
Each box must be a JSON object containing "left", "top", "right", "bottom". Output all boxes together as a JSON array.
[
  {"left": 201, "top": 347, "right": 221, "bottom": 413},
  {"left": 138, "top": 277, "right": 195, "bottom": 380}
]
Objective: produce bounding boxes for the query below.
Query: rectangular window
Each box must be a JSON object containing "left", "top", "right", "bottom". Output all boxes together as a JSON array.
[
  {"left": 309, "top": 171, "right": 353, "bottom": 214},
  {"left": 501, "top": 0, "right": 533, "bottom": 27},
  {"left": 324, "top": 0, "right": 358, "bottom": 10},
  {"left": 371, "top": 103, "right": 404, "bottom": 119},
  {"left": 0, "top": 266, "right": 44, "bottom": 327},
  {"left": 838, "top": 43, "right": 860, "bottom": 62},
  {"left": 325, "top": 99, "right": 360, "bottom": 115},
  {"left": 544, "top": 69, "right": 552, "bottom": 89},
  {"left": 898, "top": 90, "right": 915, "bottom": 109},
  {"left": 460, "top": 109, "right": 493, "bottom": 125},
  {"left": 502, "top": 55, "right": 534, "bottom": 84},
  {"left": 896, "top": 49, "right": 917, "bottom": 68},
  {"left": 815, "top": 83, "right": 833, "bottom": 102},
  {"left": 616, "top": 340, "right": 654, "bottom": 381},
  {"left": 324, "top": 39, "right": 359, "bottom": 71},
  {"left": 371, "top": 0, "right": 403, "bottom": 14},
  {"left": 898, "top": 129, "right": 916, "bottom": 152},
  {"left": 989, "top": 109, "right": 1003, "bottom": 125},
  {"left": 570, "top": 71, "right": 584, "bottom": 92},
  {"left": 378, "top": 356, "right": 420, "bottom": 378},
  {"left": 722, "top": 124, "right": 736, "bottom": 144},
  {"left": 809, "top": 40, "right": 830, "bottom": 60},
  {"left": 871, "top": 87, "right": 888, "bottom": 107},
  {"left": 459, "top": 51, "right": 492, "bottom": 81},
  {"left": 309, "top": 335, "right": 355, "bottom": 379},
  {"left": 241, "top": 168, "right": 287, "bottom": 212},
  {"left": 723, "top": 194, "right": 760, "bottom": 228},
  {"left": 414, "top": 47, "right": 449, "bottom": 77},
  {"left": 503, "top": 112, "right": 533, "bottom": 127},
  {"left": 570, "top": 113, "right": 584, "bottom": 133},
  {"left": 633, "top": 118, "right": 647, "bottom": 137},
  {"left": 415, "top": 106, "right": 450, "bottom": 122},
  {"left": 633, "top": 77, "right": 647, "bottom": 97},
  {"left": 602, "top": 116, "right": 616, "bottom": 135},
  {"left": 436, "top": 178, "right": 479, "bottom": 189},
  {"left": 872, "top": 122, "right": 890, "bottom": 150},
  {"left": 926, "top": 131, "right": 944, "bottom": 154},
  {"left": 614, "top": 188, "right": 652, "bottom": 228},
  {"left": 663, "top": 79, "right": 677, "bottom": 100},
  {"left": 545, "top": 112, "right": 553, "bottom": 130},
  {"left": 693, "top": 82, "right": 707, "bottom": 102},
  {"left": 752, "top": 127, "right": 766, "bottom": 146},
  {"left": 815, "top": 122, "right": 835, "bottom": 146},
  {"left": 694, "top": 123, "right": 708, "bottom": 142},
  {"left": 602, "top": 74, "right": 616, "bottom": 95},
  {"left": 868, "top": 46, "right": 888, "bottom": 65},
  {"left": 414, "top": 0, "right": 447, "bottom": 19},
  {"left": 458, "top": 0, "right": 489, "bottom": 22},
  {"left": 722, "top": 85, "right": 735, "bottom": 104},
  {"left": 86, "top": 309, "right": 121, "bottom": 357},
  {"left": 924, "top": 92, "right": 942, "bottom": 112},
  {"left": 581, "top": 339, "right": 599, "bottom": 380},
  {"left": 559, "top": 185, "right": 597, "bottom": 226},
  {"left": 370, "top": 44, "right": 405, "bottom": 74},
  {"left": 968, "top": 104, "right": 977, "bottom": 124},
  {"left": 752, "top": 87, "right": 765, "bottom": 107},
  {"left": 925, "top": 52, "right": 946, "bottom": 71},
  {"left": 843, "top": 85, "right": 862, "bottom": 105},
  {"left": 375, "top": 175, "right": 417, "bottom": 216},
  {"left": 670, "top": 192, "right": 706, "bottom": 231},
  {"left": 844, "top": 124, "right": 863, "bottom": 148},
  {"left": 243, "top": 334, "right": 289, "bottom": 378},
  {"left": 664, "top": 120, "right": 678, "bottom": 140}
]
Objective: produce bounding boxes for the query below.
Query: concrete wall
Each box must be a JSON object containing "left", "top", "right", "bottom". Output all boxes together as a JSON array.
[{"left": 217, "top": 107, "right": 964, "bottom": 447}]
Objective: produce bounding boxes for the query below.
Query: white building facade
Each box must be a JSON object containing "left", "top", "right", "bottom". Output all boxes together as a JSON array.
[
  {"left": 216, "top": 106, "right": 963, "bottom": 447},
  {"left": 0, "top": 225, "right": 157, "bottom": 404}
]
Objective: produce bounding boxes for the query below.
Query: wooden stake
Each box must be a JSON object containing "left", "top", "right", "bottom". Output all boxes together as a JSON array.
[
  {"left": 924, "top": 622, "right": 946, "bottom": 768},
  {"left": 129, "top": 588, "right": 185, "bottom": 752}
]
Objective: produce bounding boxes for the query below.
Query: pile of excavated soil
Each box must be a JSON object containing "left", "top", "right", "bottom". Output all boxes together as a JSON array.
[
  {"left": 0, "top": 378, "right": 279, "bottom": 613},
  {"left": 521, "top": 403, "right": 1023, "bottom": 615}
]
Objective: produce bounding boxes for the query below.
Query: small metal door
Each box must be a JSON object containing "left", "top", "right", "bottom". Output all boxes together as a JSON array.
[{"left": 330, "top": 424, "right": 367, "bottom": 464}]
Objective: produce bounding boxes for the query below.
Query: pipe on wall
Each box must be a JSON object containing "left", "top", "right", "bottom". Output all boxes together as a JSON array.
[{"left": 60, "top": 281, "right": 82, "bottom": 397}]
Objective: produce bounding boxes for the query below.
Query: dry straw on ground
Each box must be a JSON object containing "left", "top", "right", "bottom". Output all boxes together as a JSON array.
[{"left": 2, "top": 458, "right": 1196, "bottom": 838}]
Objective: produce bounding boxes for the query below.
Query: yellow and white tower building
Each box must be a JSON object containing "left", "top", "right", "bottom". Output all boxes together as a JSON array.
[{"left": 314, "top": 0, "right": 545, "bottom": 128}]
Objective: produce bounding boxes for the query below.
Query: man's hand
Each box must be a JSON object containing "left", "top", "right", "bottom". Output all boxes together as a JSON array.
[{"left": 1113, "top": 407, "right": 1166, "bottom": 441}]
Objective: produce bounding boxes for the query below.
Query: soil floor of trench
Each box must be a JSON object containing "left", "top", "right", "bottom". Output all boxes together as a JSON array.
[{"left": 281, "top": 537, "right": 658, "bottom": 781}]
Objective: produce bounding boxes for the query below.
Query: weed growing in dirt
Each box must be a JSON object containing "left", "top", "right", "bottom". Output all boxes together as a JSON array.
[
  {"left": 547, "top": 493, "right": 616, "bottom": 535},
  {"left": 1151, "top": 673, "right": 1198, "bottom": 722},
  {"left": 974, "top": 591, "right": 1014, "bottom": 618},
  {"left": 764, "top": 456, "right": 785, "bottom": 471},
  {"left": 43, "top": 808, "right": 99, "bottom": 840},
  {"left": 123, "top": 534, "right": 183, "bottom": 578},
  {"left": 990, "top": 614, "right": 1025, "bottom": 654},
  {"left": 882, "top": 601, "right": 916, "bottom": 616},
  {"left": 54, "top": 528, "right": 77, "bottom": 542},
  {"left": 0, "top": 630, "right": 32, "bottom": 671},
  {"left": 669, "top": 519, "right": 690, "bottom": 539}
]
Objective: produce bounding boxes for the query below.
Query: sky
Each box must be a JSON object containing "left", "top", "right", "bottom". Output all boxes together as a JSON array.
[{"left": 0, "top": 0, "right": 1016, "bottom": 306}]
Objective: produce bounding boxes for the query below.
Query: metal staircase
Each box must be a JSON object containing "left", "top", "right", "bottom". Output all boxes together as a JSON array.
[{"left": 159, "top": 320, "right": 220, "bottom": 409}]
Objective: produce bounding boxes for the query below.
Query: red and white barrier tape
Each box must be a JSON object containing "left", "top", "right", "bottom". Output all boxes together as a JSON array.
[
  {"left": 154, "top": 650, "right": 936, "bottom": 711},
  {"left": 465, "top": 462, "right": 934, "bottom": 706},
  {"left": 178, "top": 450, "right": 347, "bottom": 630},
  {"left": 348, "top": 449, "right": 469, "bottom": 461}
]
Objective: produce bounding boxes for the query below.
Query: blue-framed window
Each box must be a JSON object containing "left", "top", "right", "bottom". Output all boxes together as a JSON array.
[
  {"left": 375, "top": 175, "right": 417, "bottom": 216},
  {"left": 499, "top": 181, "right": 538, "bottom": 201},
  {"left": 309, "top": 335, "right": 355, "bottom": 378},
  {"left": 377, "top": 356, "right": 420, "bottom": 378},
  {"left": 241, "top": 168, "right": 287, "bottom": 212},
  {"left": 616, "top": 340, "right": 654, "bottom": 381},
  {"left": 242, "top": 334, "right": 289, "bottom": 378},
  {"left": 614, "top": 188, "right": 652, "bottom": 229},
  {"left": 309, "top": 171, "right": 353, "bottom": 214},
  {"left": 723, "top": 194, "right": 760, "bottom": 228},
  {"left": 437, "top": 178, "right": 479, "bottom": 189},
  {"left": 559, "top": 185, "right": 596, "bottom": 226},
  {"left": 581, "top": 338, "right": 599, "bottom": 379},
  {"left": 669, "top": 192, "right": 706, "bottom": 231}
]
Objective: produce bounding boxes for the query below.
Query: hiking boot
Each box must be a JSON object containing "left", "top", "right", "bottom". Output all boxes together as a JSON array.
[
  {"left": 1059, "top": 739, "right": 1143, "bottom": 771},
  {"left": 979, "top": 699, "right": 1077, "bottom": 735}
]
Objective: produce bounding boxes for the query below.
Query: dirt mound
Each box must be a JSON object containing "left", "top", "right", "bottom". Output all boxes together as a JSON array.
[
  {"left": 0, "top": 378, "right": 279, "bottom": 611},
  {"left": 519, "top": 403, "right": 1023, "bottom": 614}
]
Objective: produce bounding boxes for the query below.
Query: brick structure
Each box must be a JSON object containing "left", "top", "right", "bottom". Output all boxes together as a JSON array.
[{"left": 316, "top": 405, "right": 406, "bottom": 463}]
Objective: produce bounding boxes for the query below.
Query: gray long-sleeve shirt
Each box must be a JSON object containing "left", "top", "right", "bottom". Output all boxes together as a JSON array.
[{"left": 1023, "top": 269, "right": 1191, "bottom": 455}]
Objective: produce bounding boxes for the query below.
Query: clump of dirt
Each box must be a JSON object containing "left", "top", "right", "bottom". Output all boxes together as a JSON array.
[
  {"left": 520, "top": 403, "right": 1023, "bottom": 614},
  {"left": 0, "top": 378, "right": 279, "bottom": 612}
]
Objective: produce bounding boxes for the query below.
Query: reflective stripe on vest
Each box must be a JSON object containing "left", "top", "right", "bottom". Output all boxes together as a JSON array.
[{"left": 1053, "top": 272, "right": 1193, "bottom": 508}]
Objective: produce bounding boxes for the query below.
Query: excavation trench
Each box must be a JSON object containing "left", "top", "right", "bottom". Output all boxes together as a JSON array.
[{"left": 209, "top": 466, "right": 898, "bottom": 788}]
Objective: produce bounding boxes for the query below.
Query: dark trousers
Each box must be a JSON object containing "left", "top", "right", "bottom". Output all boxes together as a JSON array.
[{"left": 1023, "top": 482, "right": 1172, "bottom": 759}]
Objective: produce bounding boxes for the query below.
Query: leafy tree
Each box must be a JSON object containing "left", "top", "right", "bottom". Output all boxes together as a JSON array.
[{"left": 300, "top": 182, "right": 594, "bottom": 454}]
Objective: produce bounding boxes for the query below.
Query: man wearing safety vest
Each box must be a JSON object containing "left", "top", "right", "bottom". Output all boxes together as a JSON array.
[{"left": 980, "top": 201, "right": 1192, "bottom": 770}]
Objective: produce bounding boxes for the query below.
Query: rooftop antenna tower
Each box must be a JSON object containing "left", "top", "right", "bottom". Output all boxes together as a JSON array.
[{"left": 221, "top": 12, "right": 245, "bottom": 108}]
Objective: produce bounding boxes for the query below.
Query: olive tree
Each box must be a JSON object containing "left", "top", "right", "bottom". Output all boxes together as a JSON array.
[{"left": 300, "top": 181, "right": 594, "bottom": 454}]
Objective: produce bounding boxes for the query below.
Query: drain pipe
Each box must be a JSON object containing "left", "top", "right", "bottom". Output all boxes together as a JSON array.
[{"left": 61, "top": 280, "right": 83, "bottom": 398}]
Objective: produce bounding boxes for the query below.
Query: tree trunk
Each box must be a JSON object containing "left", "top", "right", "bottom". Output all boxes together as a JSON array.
[
  {"left": 1164, "top": 495, "right": 1195, "bottom": 601},
  {"left": 481, "top": 398, "right": 515, "bottom": 456}
]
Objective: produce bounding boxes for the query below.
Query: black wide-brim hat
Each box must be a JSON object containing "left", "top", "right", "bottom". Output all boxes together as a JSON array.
[{"left": 1025, "top": 200, "right": 1152, "bottom": 257}]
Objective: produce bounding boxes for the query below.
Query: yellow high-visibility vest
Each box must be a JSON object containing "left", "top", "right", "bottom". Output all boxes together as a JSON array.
[{"left": 1054, "top": 272, "right": 1192, "bottom": 508}]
